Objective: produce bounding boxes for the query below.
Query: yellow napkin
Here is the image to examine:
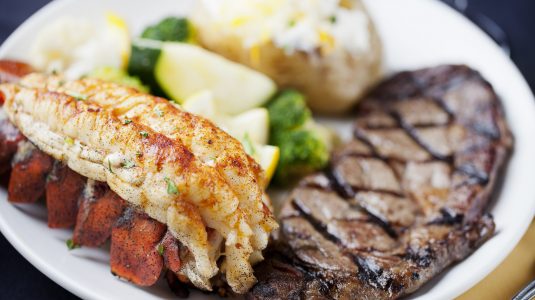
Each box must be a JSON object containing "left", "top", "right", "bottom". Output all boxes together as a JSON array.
[{"left": 458, "top": 220, "right": 535, "bottom": 299}]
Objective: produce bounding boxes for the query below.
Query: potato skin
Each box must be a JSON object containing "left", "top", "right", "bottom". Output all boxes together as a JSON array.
[{"left": 192, "top": 0, "right": 382, "bottom": 115}]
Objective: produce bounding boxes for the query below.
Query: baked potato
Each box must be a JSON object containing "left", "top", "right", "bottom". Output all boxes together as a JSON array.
[{"left": 191, "top": 0, "right": 382, "bottom": 114}]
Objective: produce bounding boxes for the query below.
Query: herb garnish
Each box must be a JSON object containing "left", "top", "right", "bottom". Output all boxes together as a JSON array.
[
  {"left": 164, "top": 177, "right": 179, "bottom": 195},
  {"left": 157, "top": 244, "right": 165, "bottom": 256},
  {"left": 329, "top": 15, "right": 337, "bottom": 23},
  {"left": 64, "top": 137, "right": 74, "bottom": 146},
  {"left": 154, "top": 107, "right": 164, "bottom": 117},
  {"left": 108, "top": 160, "right": 114, "bottom": 174},
  {"left": 140, "top": 131, "right": 149, "bottom": 138},
  {"left": 123, "top": 119, "right": 132, "bottom": 125},
  {"left": 243, "top": 133, "right": 256, "bottom": 156},
  {"left": 66, "top": 239, "right": 80, "bottom": 250},
  {"left": 121, "top": 160, "right": 135, "bottom": 169},
  {"left": 66, "top": 91, "right": 87, "bottom": 101}
]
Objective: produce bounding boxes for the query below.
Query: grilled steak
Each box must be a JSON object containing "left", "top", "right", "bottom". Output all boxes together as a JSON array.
[{"left": 248, "top": 65, "right": 512, "bottom": 299}]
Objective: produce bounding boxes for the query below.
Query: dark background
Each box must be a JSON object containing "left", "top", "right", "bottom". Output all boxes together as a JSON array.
[{"left": 0, "top": 0, "right": 533, "bottom": 299}]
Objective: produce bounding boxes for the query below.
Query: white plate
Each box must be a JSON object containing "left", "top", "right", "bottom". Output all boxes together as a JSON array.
[{"left": 1, "top": 0, "right": 534, "bottom": 299}]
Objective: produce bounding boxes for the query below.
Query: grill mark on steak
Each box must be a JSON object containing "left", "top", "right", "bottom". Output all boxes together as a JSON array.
[
  {"left": 389, "top": 111, "right": 453, "bottom": 163},
  {"left": 248, "top": 65, "right": 512, "bottom": 300},
  {"left": 288, "top": 202, "right": 344, "bottom": 246}
]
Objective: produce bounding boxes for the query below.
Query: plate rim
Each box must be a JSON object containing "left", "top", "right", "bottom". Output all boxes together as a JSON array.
[{"left": 0, "top": 0, "right": 534, "bottom": 299}]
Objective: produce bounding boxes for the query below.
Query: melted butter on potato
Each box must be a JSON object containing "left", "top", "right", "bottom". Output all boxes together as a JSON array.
[{"left": 192, "top": 0, "right": 383, "bottom": 114}]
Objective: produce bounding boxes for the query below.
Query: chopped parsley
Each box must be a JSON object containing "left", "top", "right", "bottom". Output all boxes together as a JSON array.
[
  {"left": 121, "top": 160, "right": 135, "bottom": 169},
  {"left": 66, "top": 91, "right": 87, "bottom": 101},
  {"left": 164, "top": 177, "right": 179, "bottom": 195},
  {"left": 140, "top": 131, "right": 149, "bottom": 138},
  {"left": 157, "top": 244, "right": 165, "bottom": 256},
  {"left": 288, "top": 19, "right": 296, "bottom": 27},
  {"left": 66, "top": 239, "right": 80, "bottom": 250},
  {"left": 64, "top": 137, "right": 74, "bottom": 146},
  {"left": 329, "top": 15, "right": 337, "bottom": 23},
  {"left": 123, "top": 119, "right": 132, "bottom": 125},
  {"left": 243, "top": 133, "right": 256, "bottom": 156},
  {"left": 154, "top": 107, "right": 164, "bottom": 117},
  {"left": 108, "top": 160, "right": 114, "bottom": 174}
]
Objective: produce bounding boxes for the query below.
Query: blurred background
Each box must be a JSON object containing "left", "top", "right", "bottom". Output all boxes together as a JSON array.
[{"left": 0, "top": 0, "right": 534, "bottom": 299}]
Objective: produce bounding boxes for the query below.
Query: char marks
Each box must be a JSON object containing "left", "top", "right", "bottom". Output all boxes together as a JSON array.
[{"left": 248, "top": 65, "right": 512, "bottom": 299}]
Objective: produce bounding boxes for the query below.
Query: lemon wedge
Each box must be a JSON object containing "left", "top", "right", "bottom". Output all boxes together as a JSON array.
[{"left": 255, "top": 144, "right": 280, "bottom": 184}]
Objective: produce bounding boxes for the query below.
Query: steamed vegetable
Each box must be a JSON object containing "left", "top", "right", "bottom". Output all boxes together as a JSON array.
[
  {"left": 273, "top": 129, "right": 329, "bottom": 183},
  {"left": 128, "top": 38, "right": 276, "bottom": 114},
  {"left": 127, "top": 16, "right": 193, "bottom": 96},
  {"left": 155, "top": 42, "right": 276, "bottom": 113},
  {"left": 88, "top": 66, "right": 149, "bottom": 92},
  {"left": 141, "top": 17, "right": 193, "bottom": 42},
  {"left": 267, "top": 90, "right": 310, "bottom": 131},
  {"left": 127, "top": 39, "right": 166, "bottom": 96},
  {"left": 268, "top": 90, "right": 333, "bottom": 184}
]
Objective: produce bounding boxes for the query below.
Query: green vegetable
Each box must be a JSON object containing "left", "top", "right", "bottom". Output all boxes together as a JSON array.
[
  {"left": 140, "top": 131, "right": 149, "bottom": 138},
  {"left": 155, "top": 42, "right": 276, "bottom": 111},
  {"left": 121, "top": 160, "right": 135, "bottom": 169},
  {"left": 271, "top": 129, "right": 329, "bottom": 184},
  {"left": 128, "top": 16, "right": 194, "bottom": 97},
  {"left": 141, "top": 17, "right": 193, "bottom": 42},
  {"left": 108, "top": 160, "right": 114, "bottom": 174},
  {"left": 164, "top": 177, "right": 179, "bottom": 195},
  {"left": 88, "top": 66, "right": 149, "bottom": 93},
  {"left": 64, "top": 137, "right": 74, "bottom": 146},
  {"left": 66, "top": 91, "right": 87, "bottom": 101},
  {"left": 267, "top": 90, "right": 310, "bottom": 131},
  {"left": 127, "top": 39, "right": 166, "bottom": 96},
  {"left": 157, "top": 244, "right": 165, "bottom": 256},
  {"left": 154, "top": 107, "right": 164, "bottom": 117},
  {"left": 66, "top": 239, "right": 80, "bottom": 250},
  {"left": 267, "top": 90, "right": 331, "bottom": 184}
]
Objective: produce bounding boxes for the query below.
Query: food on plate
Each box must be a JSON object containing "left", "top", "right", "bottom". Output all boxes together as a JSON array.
[
  {"left": 129, "top": 39, "right": 276, "bottom": 114},
  {"left": 30, "top": 13, "right": 130, "bottom": 79},
  {"left": 183, "top": 91, "right": 279, "bottom": 183},
  {"left": 248, "top": 65, "right": 513, "bottom": 299},
  {"left": 191, "top": 0, "right": 383, "bottom": 114},
  {"left": 127, "top": 16, "right": 195, "bottom": 97},
  {"left": 0, "top": 67, "right": 279, "bottom": 294},
  {"left": 141, "top": 16, "right": 194, "bottom": 43},
  {"left": 267, "top": 90, "right": 335, "bottom": 184},
  {"left": 0, "top": 1, "right": 515, "bottom": 298},
  {"left": 87, "top": 66, "right": 149, "bottom": 93}
]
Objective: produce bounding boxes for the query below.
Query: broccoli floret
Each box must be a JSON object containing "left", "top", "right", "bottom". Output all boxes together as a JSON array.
[
  {"left": 272, "top": 129, "right": 329, "bottom": 184},
  {"left": 268, "top": 89, "right": 332, "bottom": 184},
  {"left": 88, "top": 66, "right": 149, "bottom": 93},
  {"left": 267, "top": 90, "right": 311, "bottom": 131},
  {"left": 141, "top": 17, "right": 192, "bottom": 42}
]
